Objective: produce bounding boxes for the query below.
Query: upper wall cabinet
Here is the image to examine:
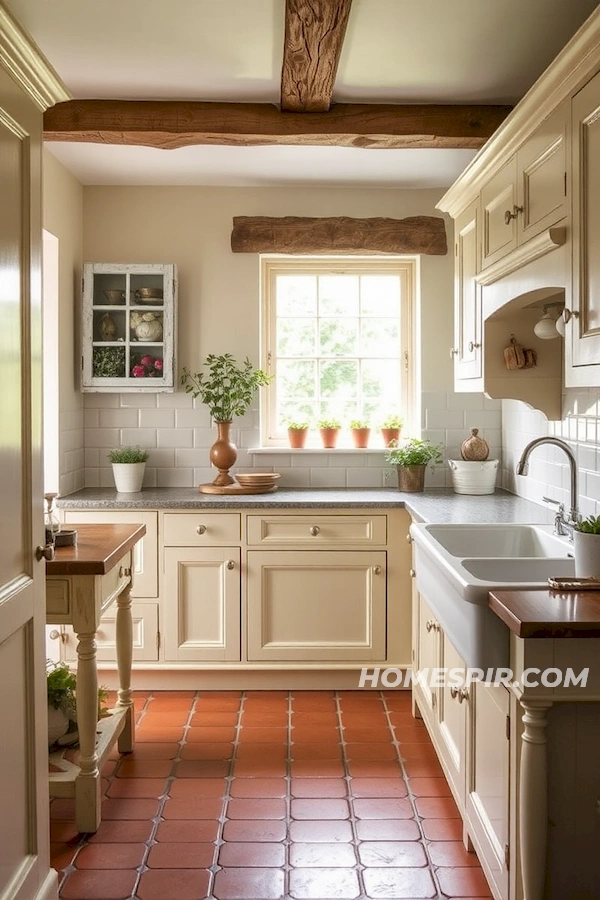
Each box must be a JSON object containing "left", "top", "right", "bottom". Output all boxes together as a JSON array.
[
  {"left": 81, "top": 263, "right": 177, "bottom": 392},
  {"left": 481, "top": 102, "right": 568, "bottom": 272},
  {"left": 453, "top": 200, "right": 483, "bottom": 389}
]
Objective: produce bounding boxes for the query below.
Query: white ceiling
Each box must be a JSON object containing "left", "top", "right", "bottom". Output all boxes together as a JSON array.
[{"left": 6, "top": 0, "right": 600, "bottom": 187}]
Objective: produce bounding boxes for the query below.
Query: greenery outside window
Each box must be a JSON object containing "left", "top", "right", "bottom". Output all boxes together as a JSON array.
[{"left": 261, "top": 256, "right": 417, "bottom": 447}]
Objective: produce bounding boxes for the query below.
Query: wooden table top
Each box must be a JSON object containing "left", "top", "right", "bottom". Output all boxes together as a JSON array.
[
  {"left": 45, "top": 522, "right": 146, "bottom": 576},
  {"left": 489, "top": 588, "right": 600, "bottom": 638}
]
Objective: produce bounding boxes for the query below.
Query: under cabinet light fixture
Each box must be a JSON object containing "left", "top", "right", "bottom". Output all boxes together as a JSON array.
[{"left": 533, "top": 301, "right": 564, "bottom": 340}]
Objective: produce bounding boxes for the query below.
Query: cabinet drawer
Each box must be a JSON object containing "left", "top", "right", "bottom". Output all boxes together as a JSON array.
[
  {"left": 162, "top": 513, "right": 241, "bottom": 546},
  {"left": 247, "top": 514, "right": 387, "bottom": 546},
  {"left": 63, "top": 602, "right": 159, "bottom": 663}
]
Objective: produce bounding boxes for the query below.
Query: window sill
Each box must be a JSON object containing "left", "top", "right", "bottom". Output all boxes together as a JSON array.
[{"left": 248, "top": 447, "right": 388, "bottom": 454}]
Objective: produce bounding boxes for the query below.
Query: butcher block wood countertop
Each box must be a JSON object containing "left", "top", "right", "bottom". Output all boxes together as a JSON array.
[
  {"left": 45, "top": 522, "right": 146, "bottom": 575},
  {"left": 489, "top": 589, "right": 600, "bottom": 638}
]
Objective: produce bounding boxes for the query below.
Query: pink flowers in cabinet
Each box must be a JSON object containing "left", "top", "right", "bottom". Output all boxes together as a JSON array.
[{"left": 131, "top": 355, "right": 164, "bottom": 377}]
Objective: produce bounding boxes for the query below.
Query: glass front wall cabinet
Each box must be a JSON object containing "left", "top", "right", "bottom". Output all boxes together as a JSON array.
[{"left": 81, "top": 263, "right": 177, "bottom": 392}]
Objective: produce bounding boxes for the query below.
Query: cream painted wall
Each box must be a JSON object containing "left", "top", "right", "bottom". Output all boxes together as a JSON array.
[
  {"left": 42, "top": 150, "right": 85, "bottom": 495},
  {"left": 82, "top": 186, "right": 455, "bottom": 393}
]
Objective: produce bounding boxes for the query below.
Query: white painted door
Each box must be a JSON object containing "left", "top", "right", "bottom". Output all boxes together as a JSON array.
[{"left": 0, "top": 62, "right": 55, "bottom": 900}]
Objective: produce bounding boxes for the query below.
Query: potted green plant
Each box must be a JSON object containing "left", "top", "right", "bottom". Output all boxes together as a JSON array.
[
  {"left": 285, "top": 418, "right": 311, "bottom": 449},
  {"left": 349, "top": 418, "right": 371, "bottom": 449},
  {"left": 317, "top": 417, "right": 342, "bottom": 449},
  {"left": 574, "top": 515, "right": 600, "bottom": 577},
  {"left": 380, "top": 414, "right": 404, "bottom": 448},
  {"left": 181, "top": 354, "right": 272, "bottom": 486},
  {"left": 385, "top": 437, "right": 443, "bottom": 492},
  {"left": 108, "top": 446, "right": 149, "bottom": 493},
  {"left": 47, "top": 661, "right": 109, "bottom": 748}
]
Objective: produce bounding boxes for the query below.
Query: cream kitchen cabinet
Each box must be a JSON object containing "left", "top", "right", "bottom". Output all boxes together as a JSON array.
[
  {"left": 480, "top": 103, "right": 568, "bottom": 272},
  {"left": 453, "top": 199, "right": 483, "bottom": 388},
  {"left": 162, "top": 513, "right": 241, "bottom": 662},
  {"left": 60, "top": 510, "right": 160, "bottom": 662},
  {"left": 568, "top": 68, "right": 600, "bottom": 384},
  {"left": 81, "top": 262, "right": 177, "bottom": 392}
]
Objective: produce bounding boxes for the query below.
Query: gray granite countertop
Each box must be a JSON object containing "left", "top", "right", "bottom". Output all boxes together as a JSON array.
[{"left": 57, "top": 487, "right": 555, "bottom": 525}]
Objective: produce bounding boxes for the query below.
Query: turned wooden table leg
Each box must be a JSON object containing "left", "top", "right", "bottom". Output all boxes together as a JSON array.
[
  {"left": 74, "top": 630, "right": 100, "bottom": 833},
  {"left": 116, "top": 573, "right": 134, "bottom": 752},
  {"left": 519, "top": 699, "right": 552, "bottom": 900}
]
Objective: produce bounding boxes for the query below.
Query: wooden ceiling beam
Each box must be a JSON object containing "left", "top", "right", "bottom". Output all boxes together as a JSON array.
[
  {"left": 281, "top": 0, "right": 353, "bottom": 112},
  {"left": 43, "top": 100, "right": 512, "bottom": 150}
]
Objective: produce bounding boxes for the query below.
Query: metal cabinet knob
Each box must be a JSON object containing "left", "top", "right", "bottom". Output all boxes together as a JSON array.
[
  {"left": 49, "top": 629, "right": 67, "bottom": 643},
  {"left": 409, "top": 568, "right": 416, "bottom": 578},
  {"left": 226, "top": 559, "right": 235, "bottom": 570},
  {"left": 196, "top": 525, "right": 207, "bottom": 535},
  {"left": 425, "top": 619, "right": 438, "bottom": 633},
  {"left": 468, "top": 341, "right": 481, "bottom": 352},
  {"left": 119, "top": 566, "right": 132, "bottom": 578},
  {"left": 309, "top": 525, "right": 320, "bottom": 536},
  {"left": 562, "top": 308, "right": 579, "bottom": 324},
  {"left": 406, "top": 533, "right": 413, "bottom": 544},
  {"left": 36, "top": 543, "right": 55, "bottom": 562},
  {"left": 450, "top": 685, "right": 469, "bottom": 703},
  {"left": 373, "top": 565, "right": 382, "bottom": 575},
  {"left": 504, "top": 204, "right": 523, "bottom": 225},
  {"left": 450, "top": 348, "right": 459, "bottom": 358}
]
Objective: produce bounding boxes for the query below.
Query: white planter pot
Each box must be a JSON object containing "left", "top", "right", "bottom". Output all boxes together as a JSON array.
[
  {"left": 48, "top": 704, "right": 69, "bottom": 746},
  {"left": 573, "top": 530, "right": 600, "bottom": 578},
  {"left": 448, "top": 459, "right": 499, "bottom": 495},
  {"left": 112, "top": 462, "right": 146, "bottom": 493}
]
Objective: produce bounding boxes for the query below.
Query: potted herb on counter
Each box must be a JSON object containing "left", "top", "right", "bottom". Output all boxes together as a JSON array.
[
  {"left": 574, "top": 515, "right": 600, "bottom": 578},
  {"left": 385, "top": 438, "right": 443, "bottom": 492},
  {"left": 108, "top": 446, "right": 149, "bottom": 493}
]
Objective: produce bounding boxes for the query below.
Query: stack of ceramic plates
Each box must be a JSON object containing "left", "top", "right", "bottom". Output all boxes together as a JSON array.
[{"left": 235, "top": 472, "right": 281, "bottom": 491}]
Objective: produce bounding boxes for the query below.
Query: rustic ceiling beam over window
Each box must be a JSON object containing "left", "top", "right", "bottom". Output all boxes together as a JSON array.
[
  {"left": 230, "top": 215, "right": 447, "bottom": 255},
  {"left": 281, "top": 0, "right": 354, "bottom": 112},
  {"left": 43, "top": 100, "right": 511, "bottom": 150}
]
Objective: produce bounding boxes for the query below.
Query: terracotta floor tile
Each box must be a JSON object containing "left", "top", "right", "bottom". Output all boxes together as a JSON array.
[
  {"left": 383, "top": 692, "right": 412, "bottom": 708},
  {"left": 420, "top": 818, "right": 463, "bottom": 841},
  {"left": 362, "top": 866, "right": 436, "bottom": 898},
  {"left": 350, "top": 777, "right": 408, "bottom": 798},
  {"left": 290, "top": 743, "right": 342, "bottom": 759},
  {"left": 291, "top": 690, "right": 336, "bottom": 707},
  {"left": 394, "top": 725, "right": 432, "bottom": 743},
  {"left": 239, "top": 711, "right": 287, "bottom": 726},
  {"left": 213, "top": 867, "right": 285, "bottom": 899},
  {"left": 50, "top": 843, "right": 78, "bottom": 872},
  {"left": 355, "top": 819, "right": 421, "bottom": 841},
  {"left": 291, "top": 712, "right": 340, "bottom": 725},
  {"left": 155, "top": 819, "right": 220, "bottom": 842},
  {"left": 289, "top": 842, "right": 357, "bottom": 866},
  {"left": 50, "top": 799, "right": 77, "bottom": 820},
  {"left": 238, "top": 726, "right": 288, "bottom": 743},
  {"left": 398, "top": 743, "right": 440, "bottom": 761},
  {"left": 100, "top": 798, "right": 160, "bottom": 820},
  {"left": 235, "top": 742, "right": 287, "bottom": 760},
  {"left": 353, "top": 797, "right": 414, "bottom": 819},
  {"left": 162, "top": 797, "right": 224, "bottom": 819},
  {"left": 358, "top": 840, "right": 428, "bottom": 867},
  {"left": 152, "top": 690, "right": 197, "bottom": 700},
  {"left": 339, "top": 691, "right": 385, "bottom": 707},
  {"left": 436, "top": 867, "right": 494, "bottom": 897},
  {"left": 50, "top": 821, "right": 81, "bottom": 844},
  {"left": 290, "top": 778, "right": 348, "bottom": 798},
  {"left": 189, "top": 712, "right": 239, "bottom": 727},
  {"left": 140, "top": 711, "right": 190, "bottom": 725},
  {"left": 346, "top": 760, "right": 402, "bottom": 778},
  {"left": 186, "top": 726, "right": 237, "bottom": 742},
  {"left": 290, "top": 759, "right": 345, "bottom": 778},
  {"left": 226, "top": 797, "right": 286, "bottom": 819},
  {"left": 389, "top": 712, "right": 426, "bottom": 727},
  {"left": 342, "top": 726, "right": 393, "bottom": 742},
  {"left": 291, "top": 726, "right": 340, "bottom": 743},
  {"left": 136, "top": 868, "right": 210, "bottom": 900},
  {"left": 177, "top": 759, "right": 231, "bottom": 778},
  {"left": 86, "top": 820, "right": 153, "bottom": 843},
  {"left": 229, "top": 778, "right": 287, "bottom": 798},
  {"left": 135, "top": 726, "right": 185, "bottom": 742},
  {"left": 177, "top": 741, "right": 234, "bottom": 760},
  {"left": 289, "top": 820, "right": 353, "bottom": 842},
  {"left": 60, "top": 870, "right": 137, "bottom": 900},
  {"left": 288, "top": 867, "right": 360, "bottom": 899},
  {"left": 106, "top": 778, "right": 167, "bottom": 799},
  {"left": 408, "top": 776, "right": 452, "bottom": 797},
  {"left": 169, "top": 777, "right": 227, "bottom": 798},
  {"left": 232, "top": 760, "right": 287, "bottom": 778},
  {"left": 195, "top": 695, "right": 241, "bottom": 711},
  {"left": 116, "top": 758, "right": 174, "bottom": 779},
  {"left": 290, "top": 798, "right": 350, "bottom": 820},
  {"left": 427, "top": 840, "right": 481, "bottom": 867},
  {"left": 402, "top": 758, "right": 445, "bottom": 779},
  {"left": 222, "top": 819, "right": 287, "bottom": 842},
  {"left": 414, "top": 796, "right": 460, "bottom": 819},
  {"left": 146, "top": 841, "right": 216, "bottom": 867},
  {"left": 73, "top": 842, "right": 146, "bottom": 869},
  {"left": 340, "top": 711, "right": 388, "bottom": 725},
  {"left": 244, "top": 690, "right": 288, "bottom": 703},
  {"left": 218, "top": 841, "right": 285, "bottom": 867},
  {"left": 344, "top": 742, "right": 397, "bottom": 760},
  {"left": 122, "top": 742, "right": 179, "bottom": 760}
]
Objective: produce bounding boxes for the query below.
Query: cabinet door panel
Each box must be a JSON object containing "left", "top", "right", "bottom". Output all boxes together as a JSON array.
[
  {"left": 454, "top": 201, "right": 482, "bottom": 385},
  {"left": 466, "top": 682, "right": 509, "bottom": 900},
  {"left": 63, "top": 602, "right": 159, "bottom": 663},
  {"left": 247, "top": 514, "right": 387, "bottom": 546},
  {"left": 162, "top": 513, "right": 241, "bottom": 546},
  {"left": 163, "top": 547, "right": 240, "bottom": 661},
  {"left": 438, "top": 633, "right": 467, "bottom": 805},
  {"left": 481, "top": 159, "right": 517, "bottom": 268},
  {"left": 63, "top": 510, "right": 158, "bottom": 597},
  {"left": 518, "top": 102, "right": 567, "bottom": 243},
  {"left": 571, "top": 71, "right": 600, "bottom": 368},
  {"left": 415, "top": 594, "right": 438, "bottom": 715},
  {"left": 247, "top": 550, "right": 386, "bottom": 661}
]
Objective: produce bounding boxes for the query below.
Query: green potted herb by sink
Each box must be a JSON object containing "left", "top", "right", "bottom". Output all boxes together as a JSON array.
[
  {"left": 574, "top": 515, "right": 600, "bottom": 577},
  {"left": 385, "top": 437, "right": 443, "bottom": 492},
  {"left": 108, "top": 446, "right": 149, "bottom": 493}
]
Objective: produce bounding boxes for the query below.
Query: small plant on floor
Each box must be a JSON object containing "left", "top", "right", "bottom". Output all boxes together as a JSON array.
[{"left": 47, "top": 660, "right": 77, "bottom": 721}]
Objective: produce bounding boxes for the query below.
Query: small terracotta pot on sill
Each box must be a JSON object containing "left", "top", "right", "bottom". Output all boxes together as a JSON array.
[
  {"left": 319, "top": 427, "right": 339, "bottom": 449},
  {"left": 351, "top": 428, "right": 371, "bottom": 449},
  {"left": 381, "top": 427, "right": 401, "bottom": 448},
  {"left": 288, "top": 427, "right": 309, "bottom": 449}
]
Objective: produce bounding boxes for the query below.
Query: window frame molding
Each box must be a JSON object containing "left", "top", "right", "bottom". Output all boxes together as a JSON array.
[{"left": 260, "top": 254, "right": 417, "bottom": 448}]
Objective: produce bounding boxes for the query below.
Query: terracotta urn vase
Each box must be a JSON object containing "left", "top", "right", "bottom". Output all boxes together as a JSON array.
[
  {"left": 288, "top": 427, "right": 309, "bottom": 449},
  {"left": 319, "top": 427, "right": 339, "bottom": 449},
  {"left": 210, "top": 421, "right": 237, "bottom": 485},
  {"left": 351, "top": 428, "right": 371, "bottom": 449}
]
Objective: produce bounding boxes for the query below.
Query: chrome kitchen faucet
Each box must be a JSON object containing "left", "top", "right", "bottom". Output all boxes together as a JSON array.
[{"left": 516, "top": 437, "right": 579, "bottom": 538}]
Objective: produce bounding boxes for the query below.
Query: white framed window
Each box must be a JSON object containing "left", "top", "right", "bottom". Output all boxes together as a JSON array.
[{"left": 261, "top": 256, "right": 417, "bottom": 447}]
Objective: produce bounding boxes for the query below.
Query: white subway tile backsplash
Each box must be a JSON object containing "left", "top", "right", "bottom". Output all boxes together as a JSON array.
[
  {"left": 310, "top": 467, "right": 346, "bottom": 488},
  {"left": 139, "top": 408, "right": 176, "bottom": 428},
  {"left": 84, "top": 409, "right": 99, "bottom": 429},
  {"left": 99, "top": 408, "right": 140, "bottom": 429},
  {"left": 280, "top": 467, "right": 310, "bottom": 487},
  {"left": 346, "top": 467, "right": 385, "bottom": 488},
  {"left": 120, "top": 428, "right": 157, "bottom": 447},
  {"left": 157, "top": 428, "right": 193, "bottom": 448},
  {"left": 85, "top": 427, "right": 120, "bottom": 448},
  {"left": 157, "top": 392, "right": 194, "bottom": 409},
  {"left": 425, "top": 409, "right": 466, "bottom": 430},
  {"left": 119, "top": 394, "right": 157, "bottom": 408},
  {"left": 157, "top": 467, "right": 194, "bottom": 487},
  {"left": 84, "top": 394, "right": 119, "bottom": 409}
]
